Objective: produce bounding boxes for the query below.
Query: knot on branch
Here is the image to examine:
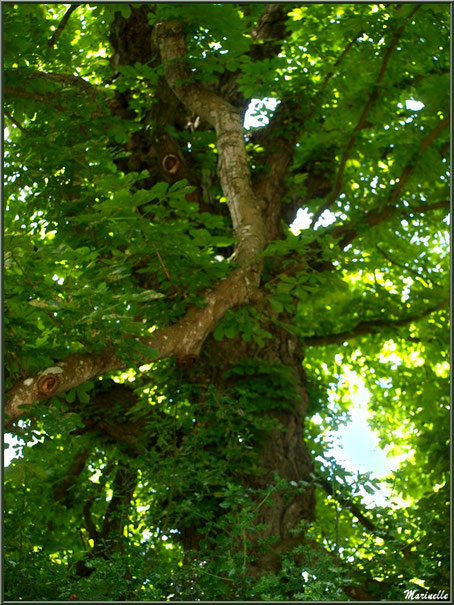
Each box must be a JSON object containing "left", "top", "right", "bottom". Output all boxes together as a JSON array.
[
  {"left": 38, "top": 373, "right": 60, "bottom": 395},
  {"left": 162, "top": 153, "right": 181, "bottom": 175}
]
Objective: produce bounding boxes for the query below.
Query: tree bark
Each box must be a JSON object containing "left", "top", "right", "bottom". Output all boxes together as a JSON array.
[{"left": 181, "top": 323, "right": 315, "bottom": 577}]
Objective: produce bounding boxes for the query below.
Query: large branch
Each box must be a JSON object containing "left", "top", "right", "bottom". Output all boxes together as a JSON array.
[
  {"left": 218, "top": 4, "right": 289, "bottom": 112},
  {"left": 153, "top": 21, "right": 267, "bottom": 267},
  {"left": 5, "top": 268, "right": 261, "bottom": 427},
  {"left": 6, "top": 22, "right": 270, "bottom": 428},
  {"left": 53, "top": 448, "right": 91, "bottom": 505},
  {"left": 310, "top": 5, "right": 421, "bottom": 228},
  {"left": 222, "top": 14, "right": 363, "bottom": 236},
  {"left": 250, "top": 27, "right": 363, "bottom": 237},
  {"left": 268, "top": 31, "right": 366, "bottom": 229},
  {"left": 304, "top": 298, "right": 448, "bottom": 347},
  {"left": 252, "top": 100, "right": 300, "bottom": 239}
]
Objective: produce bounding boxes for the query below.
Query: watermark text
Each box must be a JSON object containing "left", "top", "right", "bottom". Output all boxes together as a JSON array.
[{"left": 404, "top": 589, "right": 449, "bottom": 601}]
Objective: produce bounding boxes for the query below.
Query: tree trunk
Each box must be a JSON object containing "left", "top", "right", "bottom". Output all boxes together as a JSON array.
[{"left": 181, "top": 326, "right": 315, "bottom": 577}]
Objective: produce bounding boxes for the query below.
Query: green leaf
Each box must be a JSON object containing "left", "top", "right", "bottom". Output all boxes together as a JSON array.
[{"left": 269, "top": 297, "right": 284, "bottom": 314}]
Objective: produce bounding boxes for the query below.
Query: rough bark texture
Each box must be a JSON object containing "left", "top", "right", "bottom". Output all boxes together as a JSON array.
[
  {"left": 5, "top": 7, "right": 349, "bottom": 427},
  {"left": 180, "top": 324, "right": 316, "bottom": 576},
  {"left": 5, "top": 5, "right": 450, "bottom": 601}
]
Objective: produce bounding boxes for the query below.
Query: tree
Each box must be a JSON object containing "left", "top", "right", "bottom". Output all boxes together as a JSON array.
[{"left": 4, "top": 3, "right": 450, "bottom": 601}]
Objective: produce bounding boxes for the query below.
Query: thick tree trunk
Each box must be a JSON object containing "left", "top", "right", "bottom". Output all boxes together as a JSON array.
[{"left": 183, "top": 327, "right": 315, "bottom": 576}]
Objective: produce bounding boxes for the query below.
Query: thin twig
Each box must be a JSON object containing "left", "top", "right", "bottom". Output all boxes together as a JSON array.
[
  {"left": 321, "top": 30, "right": 363, "bottom": 89},
  {"left": 5, "top": 87, "right": 65, "bottom": 112},
  {"left": 196, "top": 568, "right": 234, "bottom": 582},
  {"left": 4, "top": 110, "right": 28, "bottom": 135},
  {"left": 310, "top": 5, "right": 421, "bottom": 228},
  {"left": 19, "top": 69, "right": 95, "bottom": 93},
  {"left": 9, "top": 351, "right": 28, "bottom": 380},
  {"left": 151, "top": 242, "right": 172, "bottom": 282},
  {"left": 48, "top": 3, "right": 81, "bottom": 47},
  {"left": 375, "top": 244, "right": 443, "bottom": 289}
]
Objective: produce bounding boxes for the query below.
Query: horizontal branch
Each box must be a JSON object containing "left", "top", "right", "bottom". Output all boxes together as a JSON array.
[
  {"left": 5, "top": 259, "right": 261, "bottom": 428},
  {"left": 304, "top": 298, "right": 448, "bottom": 347}
]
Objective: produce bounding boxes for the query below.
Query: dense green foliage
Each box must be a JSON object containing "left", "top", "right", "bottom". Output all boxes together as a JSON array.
[{"left": 4, "top": 2, "right": 450, "bottom": 602}]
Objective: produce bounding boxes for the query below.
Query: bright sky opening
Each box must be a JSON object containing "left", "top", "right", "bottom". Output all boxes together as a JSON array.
[
  {"left": 405, "top": 98, "right": 424, "bottom": 111},
  {"left": 244, "top": 97, "right": 279, "bottom": 129}
]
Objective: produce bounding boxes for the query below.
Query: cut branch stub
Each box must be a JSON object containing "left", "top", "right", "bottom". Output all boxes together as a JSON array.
[
  {"left": 6, "top": 266, "right": 259, "bottom": 427},
  {"left": 5, "top": 350, "right": 125, "bottom": 427},
  {"left": 37, "top": 372, "right": 61, "bottom": 395},
  {"left": 161, "top": 153, "right": 181, "bottom": 175}
]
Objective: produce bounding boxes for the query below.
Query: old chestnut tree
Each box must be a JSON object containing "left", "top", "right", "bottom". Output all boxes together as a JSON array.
[{"left": 4, "top": 3, "right": 450, "bottom": 601}]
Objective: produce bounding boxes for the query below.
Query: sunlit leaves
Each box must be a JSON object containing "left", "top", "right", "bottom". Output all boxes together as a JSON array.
[{"left": 3, "top": 2, "right": 450, "bottom": 600}]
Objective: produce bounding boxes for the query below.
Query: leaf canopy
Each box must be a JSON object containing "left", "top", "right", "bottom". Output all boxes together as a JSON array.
[{"left": 4, "top": 2, "right": 450, "bottom": 601}]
